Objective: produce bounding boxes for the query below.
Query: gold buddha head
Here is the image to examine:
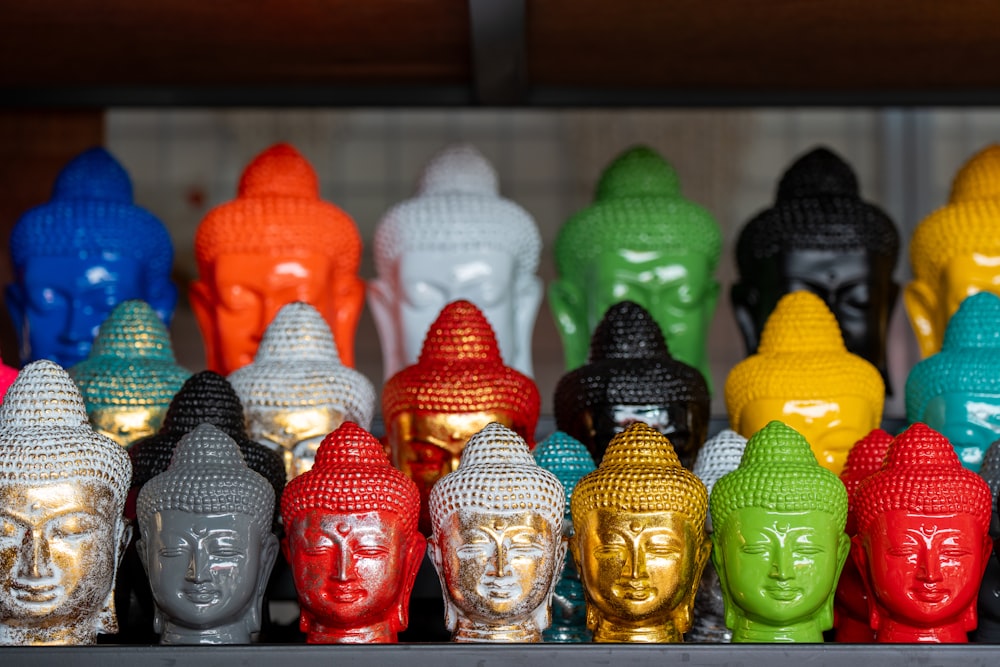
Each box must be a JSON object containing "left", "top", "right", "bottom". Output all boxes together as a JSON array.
[
  {"left": 570, "top": 423, "right": 710, "bottom": 643},
  {"left": 0, "top": 360, "right": 131, "bottom": 645}
]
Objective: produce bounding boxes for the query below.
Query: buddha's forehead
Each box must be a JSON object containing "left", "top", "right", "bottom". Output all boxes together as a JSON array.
[{"left": 586, "top": 507, "right": 697, "bottom": 534}]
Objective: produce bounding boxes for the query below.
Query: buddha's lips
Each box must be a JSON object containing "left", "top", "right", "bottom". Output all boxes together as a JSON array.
[
  {"left": 765, "top": 585, "right": 802, "bottom": 602},
  {"left": 911, "top": 585, "right": 947, "bottom": 603},
  {"left": 328, "top": 586, "right": 366, "bottom": 603},
  {"left": 183, "top": 585, "right": 222, "bottom": 604},
  {"left": 614, "top": 581, "right": 655, "bottom": 601},
  {"left": 11, "top": 581, "right": 61, "bottom": 604}
]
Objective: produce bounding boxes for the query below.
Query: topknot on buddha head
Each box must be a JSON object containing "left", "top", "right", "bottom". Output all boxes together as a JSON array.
[
  {"left": 533, "top": 431, "right": 596, "bottom": 515},
  {"left": 0, "top": 360, "right": 131, "bottom": 507},
  {"left": 228, "top": 302, "right": 375, "bottom": 427},
  {"left": 692, "top": 430, "right": 748, "bottom": 531},
  {"left": 736, "top": 147, "right": 899, "bottom": 271},
  {"left": 853, "top": 423, "right": 992, "bottom": 537},
  {"left": 911, "top": 145, "right": 1000, "bottom": 291},
  {"left": 571, "top": 423, "right": 708, "bottom": 526},
  {"left": 710, "top": 421, "right": 848, "bottom": 534},
  {"left": 554, "top": 146, "right": 721, "bottom": 280},
  {"left": 9, "top": 147, "right": 174, "bottom": 278},
  {"left": 195, "top": 143, "right": 360, "bottom": 274},
  {"left": 68, "top": 300, "right": 190, "bottom": 412},
  {"left": 725, "top": 291, "right": 885, "bottom": 434},
  {"left": 429, "top": 423, "right": 564, "bottom": 532},
  {"left": 281, "top": 422, "right": 421, "bottom": 534},
  {"left": 382, "top": 300, "right": 540, "bottom": 441},
  {"left": 137, "top": 423, "right": 274, "bottom": 535},
  {"left": 374, "top": 144, "right": 540, "bottom": 278},
  {"left": 906, "top": 292, "right": 1000, "bottom": 422}
]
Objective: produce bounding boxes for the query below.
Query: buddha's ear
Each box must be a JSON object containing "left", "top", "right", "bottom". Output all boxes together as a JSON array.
[
  {"left": 902, "top": 279, "right": 943, "bottom": 358},
  {"left": 512, "top": 275, "right": 543, "bottom": 376},
  {"left": 532, "top": 537, "right": 569, "bottom": 632},
  {"left": 851, "top": 534, "right": 880, "bottom": 631},
  {"left": 189, "top": 279, "right": 221, "bottom": 372},
  {"left": 367, "top": 277, "right": 402, "bottom": 379},
  {"left": 710, "top": 533, "right": 737, "bottom": 630},
  {"left": 249, "top": 533, "right": 280, "bottom": 633},
  {"left": 548, "top": 279, "right": 589, "bottom": 370},
  {"left": 4, "top": 283, "right": 27, "bottom": 359},
  {"left": 818, "top": 532, "right": 852, "bottom": 630},
  {"left": 676, "top": 531, "right": 713, "bottom": 635},
  {"left": 427, "top": 536, "right": 458, "bottom": 632},
  {"left": 146, "top": 280, "right": 179, "bottom": 328},
  {"left": 395, "top": 532, "right": 428, "bottom": 632},
  {"left": 329, "top": 275, "right": 365, "bottom": 369},
  {"left": 730, "top": 281, "right": 761, "bottom": 355}
]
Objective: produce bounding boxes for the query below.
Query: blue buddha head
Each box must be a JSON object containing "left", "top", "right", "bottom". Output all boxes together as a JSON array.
[{"left": 6, "top": 147, "right": 176, "bottom": 367}]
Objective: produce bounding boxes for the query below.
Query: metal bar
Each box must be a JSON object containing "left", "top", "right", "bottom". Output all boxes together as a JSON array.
[{"left": 467, "top": 0, "right": 528, "bottom": 105}]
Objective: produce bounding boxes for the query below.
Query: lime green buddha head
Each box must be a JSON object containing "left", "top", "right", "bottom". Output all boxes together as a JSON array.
[{"left": 550, "top": 146, "right": 722, "bottom": 383}]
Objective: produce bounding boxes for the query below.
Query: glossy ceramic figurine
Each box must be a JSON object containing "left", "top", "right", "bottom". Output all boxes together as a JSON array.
[
  {"left": 68, "top": 300, "right": 190, "bottom": 448},
  {"left": 834, "top": 428, "right": 893, "bottom": 643},
  {"left": 725, "top": 290, "right": 885, "bottom": 475},
  {"left": 128, "top": 370, "right": 286, "bottom": 529},
  {"left": 688, "top": 429, "right": 748, "bottom": 643},
  {"left": 229, "top": 302, "right": 376, "bottom": 480},
  {"left": 370, "top": 144, "right": 542, "bottom": 379},
  {"left": 571, "top": 423, "right": 709, "bottom": 643},
  {"left": 532, "top": 430, "right": 597, "bottom": 642},
  {"left": 906, "top": 144, "right": 1000, "bottom": 358},
  {"left": 905, "top": 291, "right": 1000, "bottom": 472},
  {"left": 554, "top": 300, "right": 710, "bottom": 468},
  {"left": 732, "top": 147, "right": 900, "bottom": 388},
  {"left": 383, "top": 300, "right": 540, "bottom": 533},
  {"left": 710, "top": 420, "right": 850, "bottom": 643},
  {"left": 191, "top": 143, "right": 364, "bottom": 374},
  {"left": 136, "top": 424, "right": 277, "bottom": 645},
  {"left": 428, "top": 423, "right": 565, "bottom": 642},
  {"left": 551, "top": 146, "right": 722, "bottom": 383},
  {"left": 281, "top": 422, "right": 424, "bottom": 643},
  {"left": 6, "top": 147, "right": 176, "bottom": 367},
  {"left": 0, "top": 360, "right": 131, "bottom": 645},
  {"left": 852, "top": 423, "right": 993, "bottom": 643},
  {"left": 976, "top": 441, "right": 1000, "bottom": 642}
]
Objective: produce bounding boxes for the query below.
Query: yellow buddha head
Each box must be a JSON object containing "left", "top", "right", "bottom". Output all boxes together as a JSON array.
[
  {"left": 724, "top": 291, "right": 884, "bottom": 474},
  {"left": 906, "top": 144, "right": 1000, "bottom": 357},
  {"left": 570, "top": 423, "right": 710, "bottom": 643}
]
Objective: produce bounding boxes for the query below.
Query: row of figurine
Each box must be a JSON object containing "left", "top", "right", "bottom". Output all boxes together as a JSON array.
[
  {"left": 1, "top": 355, "right": 999, "bottom": 646},
  {"left": 7, "top": 137, "right": 1000, "bottom": 397}
]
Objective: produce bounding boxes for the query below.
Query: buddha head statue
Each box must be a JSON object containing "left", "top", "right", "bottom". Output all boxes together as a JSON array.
[
  {"left": 834, "top": 428, "right": 893, "bottom": 643},
  {"left": 428, "top": 422, "right": 565, "bottom": 642},
  {"left": 128, "top": 370, "right": 286, "bottom": 530},
  {"left": 570, "top": 423, "right": 709, "bottom": 643},
  {"left": 981, "top": 439, "right": 1000, "bottom": 538},
  {"left": 554, "top": 300, "right": 710, "bottom": 468},
  {"left": 551, "top": 146, "right": 722, "bottom": 382},
  {"left": 853, "top": 423, "right": 993, "bottom": 643},
  {"left": 710, "top": 420, "right": 850, "bottom": 643},
  {"left": 532, "top": 430, "right": 597, "bottom": 642},
  {"left": 0, "top": 360, "right": 131, "bottom": 645},
  {"left": 6, "top": 147, "right": 176, "bottom": 368},
  {"left": 977, "top": 441, "right": 1000, "bottom": 642},
  {"left": 732, "top": 147, "right": 900, "bottom": 388},
  {"left": 191, "top": 143, "right": 363, "bottom": 375},
  {"left": 905, "top": 291, "right": 1000, "bottom": 472},
  {"left": 688, "top": 429, "right": 747, "bottom": 644},
  {"left": 906, "top": 144, "right": 1000, "bottom": 358},
  {"left": 383, "top": 299, "right": 540, "bottom": 533},
  {"left": 136, "top": 423, "right": 277, "bottom": 645},
  {"left": 228, "top": 302, "right": 375, "bottom": 481},
  {"left": 370, "top": 144, "right": 542, "bottom": 379},
  {"left": 68, "top": 300, "right": 190, "bottom": 448},
  {"left": 280, "top": 422, "right": 424, "bottom": 644},
  {"left": 725, "top": 290, "right": 885, "bottom": 474}
]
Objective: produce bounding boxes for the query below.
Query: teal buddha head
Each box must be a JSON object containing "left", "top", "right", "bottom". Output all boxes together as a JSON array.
[{"left": 906, "top": 291, "right": 1000, "bottom": 472}]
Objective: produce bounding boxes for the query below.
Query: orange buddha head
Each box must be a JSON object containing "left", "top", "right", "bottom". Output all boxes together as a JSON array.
[{"left": 191, "top": 143, "right": 363, "bottom": 375}]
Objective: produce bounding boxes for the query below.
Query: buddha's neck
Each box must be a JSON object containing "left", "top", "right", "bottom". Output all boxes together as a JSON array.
[
  {"left": 160, "top": 619, "right": 251, "bottom": 645},
  {"left": 730, "top": 615, "right": 824, "bottom": 643},
  {"left": 307, "top": 620, "right": 396, "bottom": 644},
  {"left": 593, "top": 618, "right": 682, "bottom": 643},
  {"left": 453, "top": 619, "right": 541, "bottom": 643},
  {"left": 876, "top": 617, "right": 969, "bottom": 643},
  {"left": 0, "top": 619, "right": 97, "bottom": 646}
]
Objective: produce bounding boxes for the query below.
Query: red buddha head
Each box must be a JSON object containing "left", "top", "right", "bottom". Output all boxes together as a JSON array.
[
  {"left": 280, "top": 422, "right": 424, "bottom": 644},
  {"left": 852, "top": 423, "right": 993, "bottom": 643},
  {"left": 833, "top": 428, "right": 893, "bottom": 643},
  {"left": 382, "top": 300, "right": 540, "bottom": 533},
  {"left": 191, "top": 144, "right": 364, "bottom": 375}
]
